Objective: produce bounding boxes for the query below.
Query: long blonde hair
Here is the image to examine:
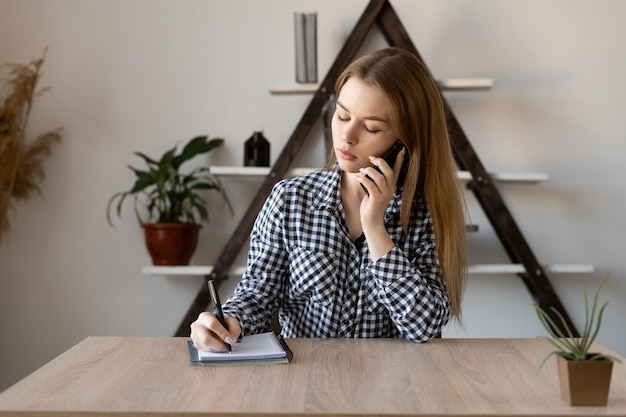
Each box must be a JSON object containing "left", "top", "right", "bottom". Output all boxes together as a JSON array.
[{"left": 331, "top": 47, "right": 467, "bottom": 319}]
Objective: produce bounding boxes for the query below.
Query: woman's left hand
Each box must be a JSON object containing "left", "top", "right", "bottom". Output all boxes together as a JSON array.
[
  {"left": 357, "top": 148, "right": 404, "bottom": 220},
  {"left": 356, "top": 148, "right": 405, "bottom": 260}
]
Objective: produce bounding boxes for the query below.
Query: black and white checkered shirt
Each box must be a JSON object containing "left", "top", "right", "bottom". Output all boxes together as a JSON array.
[{"left": 223, "top": 166, "right": 449, "bottom": 342}]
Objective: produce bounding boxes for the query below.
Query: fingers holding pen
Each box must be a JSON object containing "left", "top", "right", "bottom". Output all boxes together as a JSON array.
[
  {"left": 190, "top": 312, "right": 241, "bottom": 352},
  {"left": 224, "top": 316, "right": 241, "bottom": 345},
  {"left": 189, "top": 312, "right": 219, "bottom": 351}
]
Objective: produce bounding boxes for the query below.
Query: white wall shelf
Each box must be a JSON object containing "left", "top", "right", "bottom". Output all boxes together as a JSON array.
[
  {"left": 142, "top": 266, "right": 217, "bottom": 276},
  {"left": 467, "top": 264, "right": 594, "bottom": 274},
  {"left": 143, "top": 263, "right": 592, "bottom": 277},
  {"left": 455, "top": 171, "right": 548, "bottom": 184},
  {"left": 268, "top": 78, "right": 493, "bottom": 95},
  {"left": 210, "top": 166, "right": 547, "bottom": 184},
  {"left": 210, "top": 166, "right": 312, "bottom": 177}
]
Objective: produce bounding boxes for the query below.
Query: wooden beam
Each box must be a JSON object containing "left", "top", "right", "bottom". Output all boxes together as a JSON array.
[
  {"left": 175, "top": 0, "right": 389, "bottom": 336},
  {"left": 376, "top": 0, "right": 578, "bottom": 336}
]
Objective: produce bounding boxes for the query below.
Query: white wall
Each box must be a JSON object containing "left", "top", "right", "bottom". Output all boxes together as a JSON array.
[{"left": 1, "top": 0, "right": 625, "bottom": 391}]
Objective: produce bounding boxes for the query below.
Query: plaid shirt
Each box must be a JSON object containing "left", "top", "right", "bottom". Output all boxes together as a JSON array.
[{"left": 223, "top": 166, "right": 449, "bottom": 342}]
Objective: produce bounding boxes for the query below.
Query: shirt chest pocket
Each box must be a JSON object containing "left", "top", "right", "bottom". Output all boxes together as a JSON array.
[{"left": 288, "top": 247, "right": 336, "bottom": 305}]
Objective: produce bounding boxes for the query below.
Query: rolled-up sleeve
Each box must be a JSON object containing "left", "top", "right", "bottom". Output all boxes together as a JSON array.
[{"left": 368, "top": 242, "right": 449, "bottom": 342}]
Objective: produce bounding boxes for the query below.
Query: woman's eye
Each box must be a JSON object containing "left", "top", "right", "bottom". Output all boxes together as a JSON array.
[
  {"left": 364, "top": 125, "right": 381, "bottom": 134},
  {"left": 337, "top": 113, "right": 349, "bottom": 122}
]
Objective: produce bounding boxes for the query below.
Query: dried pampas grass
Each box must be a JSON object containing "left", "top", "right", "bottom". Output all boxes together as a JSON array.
[{"left": 0, "top": 50, "right": 62, "bottom": 242}]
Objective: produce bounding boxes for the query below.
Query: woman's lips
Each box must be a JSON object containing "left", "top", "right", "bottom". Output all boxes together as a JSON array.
[{"left": 337, "top": 148, "right": 357, "bottom": 161}]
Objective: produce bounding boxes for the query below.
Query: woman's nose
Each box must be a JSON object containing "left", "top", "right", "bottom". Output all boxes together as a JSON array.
[{"left": 341, "top": 121, "right": 358, "bottom": 144}]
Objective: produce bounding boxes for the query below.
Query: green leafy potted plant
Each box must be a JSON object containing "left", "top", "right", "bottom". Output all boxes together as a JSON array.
[
  {"left": 534, "top": 274, "right": 622, "bottom": 406},
  {"left": 106, "top": 135, "right": 232, "bottom": 265}
]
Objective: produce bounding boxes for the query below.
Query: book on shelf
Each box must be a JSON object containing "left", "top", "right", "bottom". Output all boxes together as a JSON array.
[{"left": 294, "top": 12, "right": 317, "bottom": 83}]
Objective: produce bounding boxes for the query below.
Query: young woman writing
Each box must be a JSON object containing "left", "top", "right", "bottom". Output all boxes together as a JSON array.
[{"left": 191, "top": 47, "right": 467, "bottom": 351}]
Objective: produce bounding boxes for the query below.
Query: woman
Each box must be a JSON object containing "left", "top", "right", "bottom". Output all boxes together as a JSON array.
[{"left": 191, "top": 47, "right": 467, "bottom": 351}]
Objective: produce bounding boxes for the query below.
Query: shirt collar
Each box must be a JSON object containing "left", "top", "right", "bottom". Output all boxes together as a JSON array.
[
  {"left": 312, "top": 165, "right": 402, "bottom": 218},
  {"left": 312, "top": 165, "right": 342, "bottom": 211}
]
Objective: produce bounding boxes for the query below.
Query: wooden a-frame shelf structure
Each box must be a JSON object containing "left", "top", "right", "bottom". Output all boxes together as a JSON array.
[{"left": 174, "top": 0, "right": 579, "bottom": 337}]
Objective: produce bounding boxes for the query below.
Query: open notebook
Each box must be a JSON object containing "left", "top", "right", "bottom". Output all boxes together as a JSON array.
[{"left": 187, "top": 332, "right": 293, "bottom": 365}]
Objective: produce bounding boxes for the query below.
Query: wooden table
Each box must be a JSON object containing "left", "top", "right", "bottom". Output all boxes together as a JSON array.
[{"left": 0, "top": 337, "right": 625, "bottom": 416}]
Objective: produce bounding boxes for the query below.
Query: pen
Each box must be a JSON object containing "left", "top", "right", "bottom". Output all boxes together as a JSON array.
[{"left": 207, "top": 279, "right": 231, "bottom": 353}]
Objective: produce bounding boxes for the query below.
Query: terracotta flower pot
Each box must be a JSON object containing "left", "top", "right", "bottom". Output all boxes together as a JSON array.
[
  {"left": 557, "top": 354, "right": 614, "bottom": 406},
  {"left": 142, "top": 223, "right": 201, "bottom": 266}
]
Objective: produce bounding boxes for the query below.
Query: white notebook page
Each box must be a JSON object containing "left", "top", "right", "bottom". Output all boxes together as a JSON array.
[{"left": 197, "top": 332, "right": 286, "bottom": 361}]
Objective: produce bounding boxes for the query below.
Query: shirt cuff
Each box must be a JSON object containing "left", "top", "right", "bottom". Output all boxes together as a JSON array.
[{"left": 367, "top": 245, "right": 413, "bottom": 286}]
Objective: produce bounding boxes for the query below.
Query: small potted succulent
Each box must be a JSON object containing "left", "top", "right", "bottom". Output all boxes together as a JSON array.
[
  {"left": 106, "top": 135, "right": 232, "bottom": 265},
  {"left": 533, "top": 274, "right": 621, "bottom": 406}
]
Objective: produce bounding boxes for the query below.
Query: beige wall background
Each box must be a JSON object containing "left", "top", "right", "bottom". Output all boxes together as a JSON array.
[{"left": 1, "top": 0, "right": 625, "bottom": 391}]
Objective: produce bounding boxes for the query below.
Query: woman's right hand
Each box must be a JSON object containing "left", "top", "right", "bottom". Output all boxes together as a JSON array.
[{"left": 190, "top": 312, "right": 242, "bottom": 352}]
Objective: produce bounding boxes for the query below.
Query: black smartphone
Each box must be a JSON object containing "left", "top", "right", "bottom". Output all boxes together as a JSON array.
[{"left": 361, "top": 140, "right": 407, "bottom": 195}]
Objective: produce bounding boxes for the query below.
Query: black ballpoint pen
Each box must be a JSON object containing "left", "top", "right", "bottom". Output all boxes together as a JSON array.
[{"left": 207, "top": 279, "right": 231, "bottom": 353}]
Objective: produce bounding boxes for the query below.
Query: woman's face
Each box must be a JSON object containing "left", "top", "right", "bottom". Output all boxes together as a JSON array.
[{"left": 331, "top": 77, "right": 398, "bottom": 174}]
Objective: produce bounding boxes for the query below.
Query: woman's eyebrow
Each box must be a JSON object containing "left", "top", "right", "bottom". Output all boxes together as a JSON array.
[{"left": 336, "top": 100, "right": 390, "bottom": 123}]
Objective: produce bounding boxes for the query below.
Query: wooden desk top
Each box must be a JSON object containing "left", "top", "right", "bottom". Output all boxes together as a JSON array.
[{"left": 0, "top": 337, "right": 624, "bottom": 416}]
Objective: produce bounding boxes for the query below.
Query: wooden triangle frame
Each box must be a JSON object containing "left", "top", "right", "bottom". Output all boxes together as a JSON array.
[{"left": 175, "top": 0, "right": 578, "bottom": 337}]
